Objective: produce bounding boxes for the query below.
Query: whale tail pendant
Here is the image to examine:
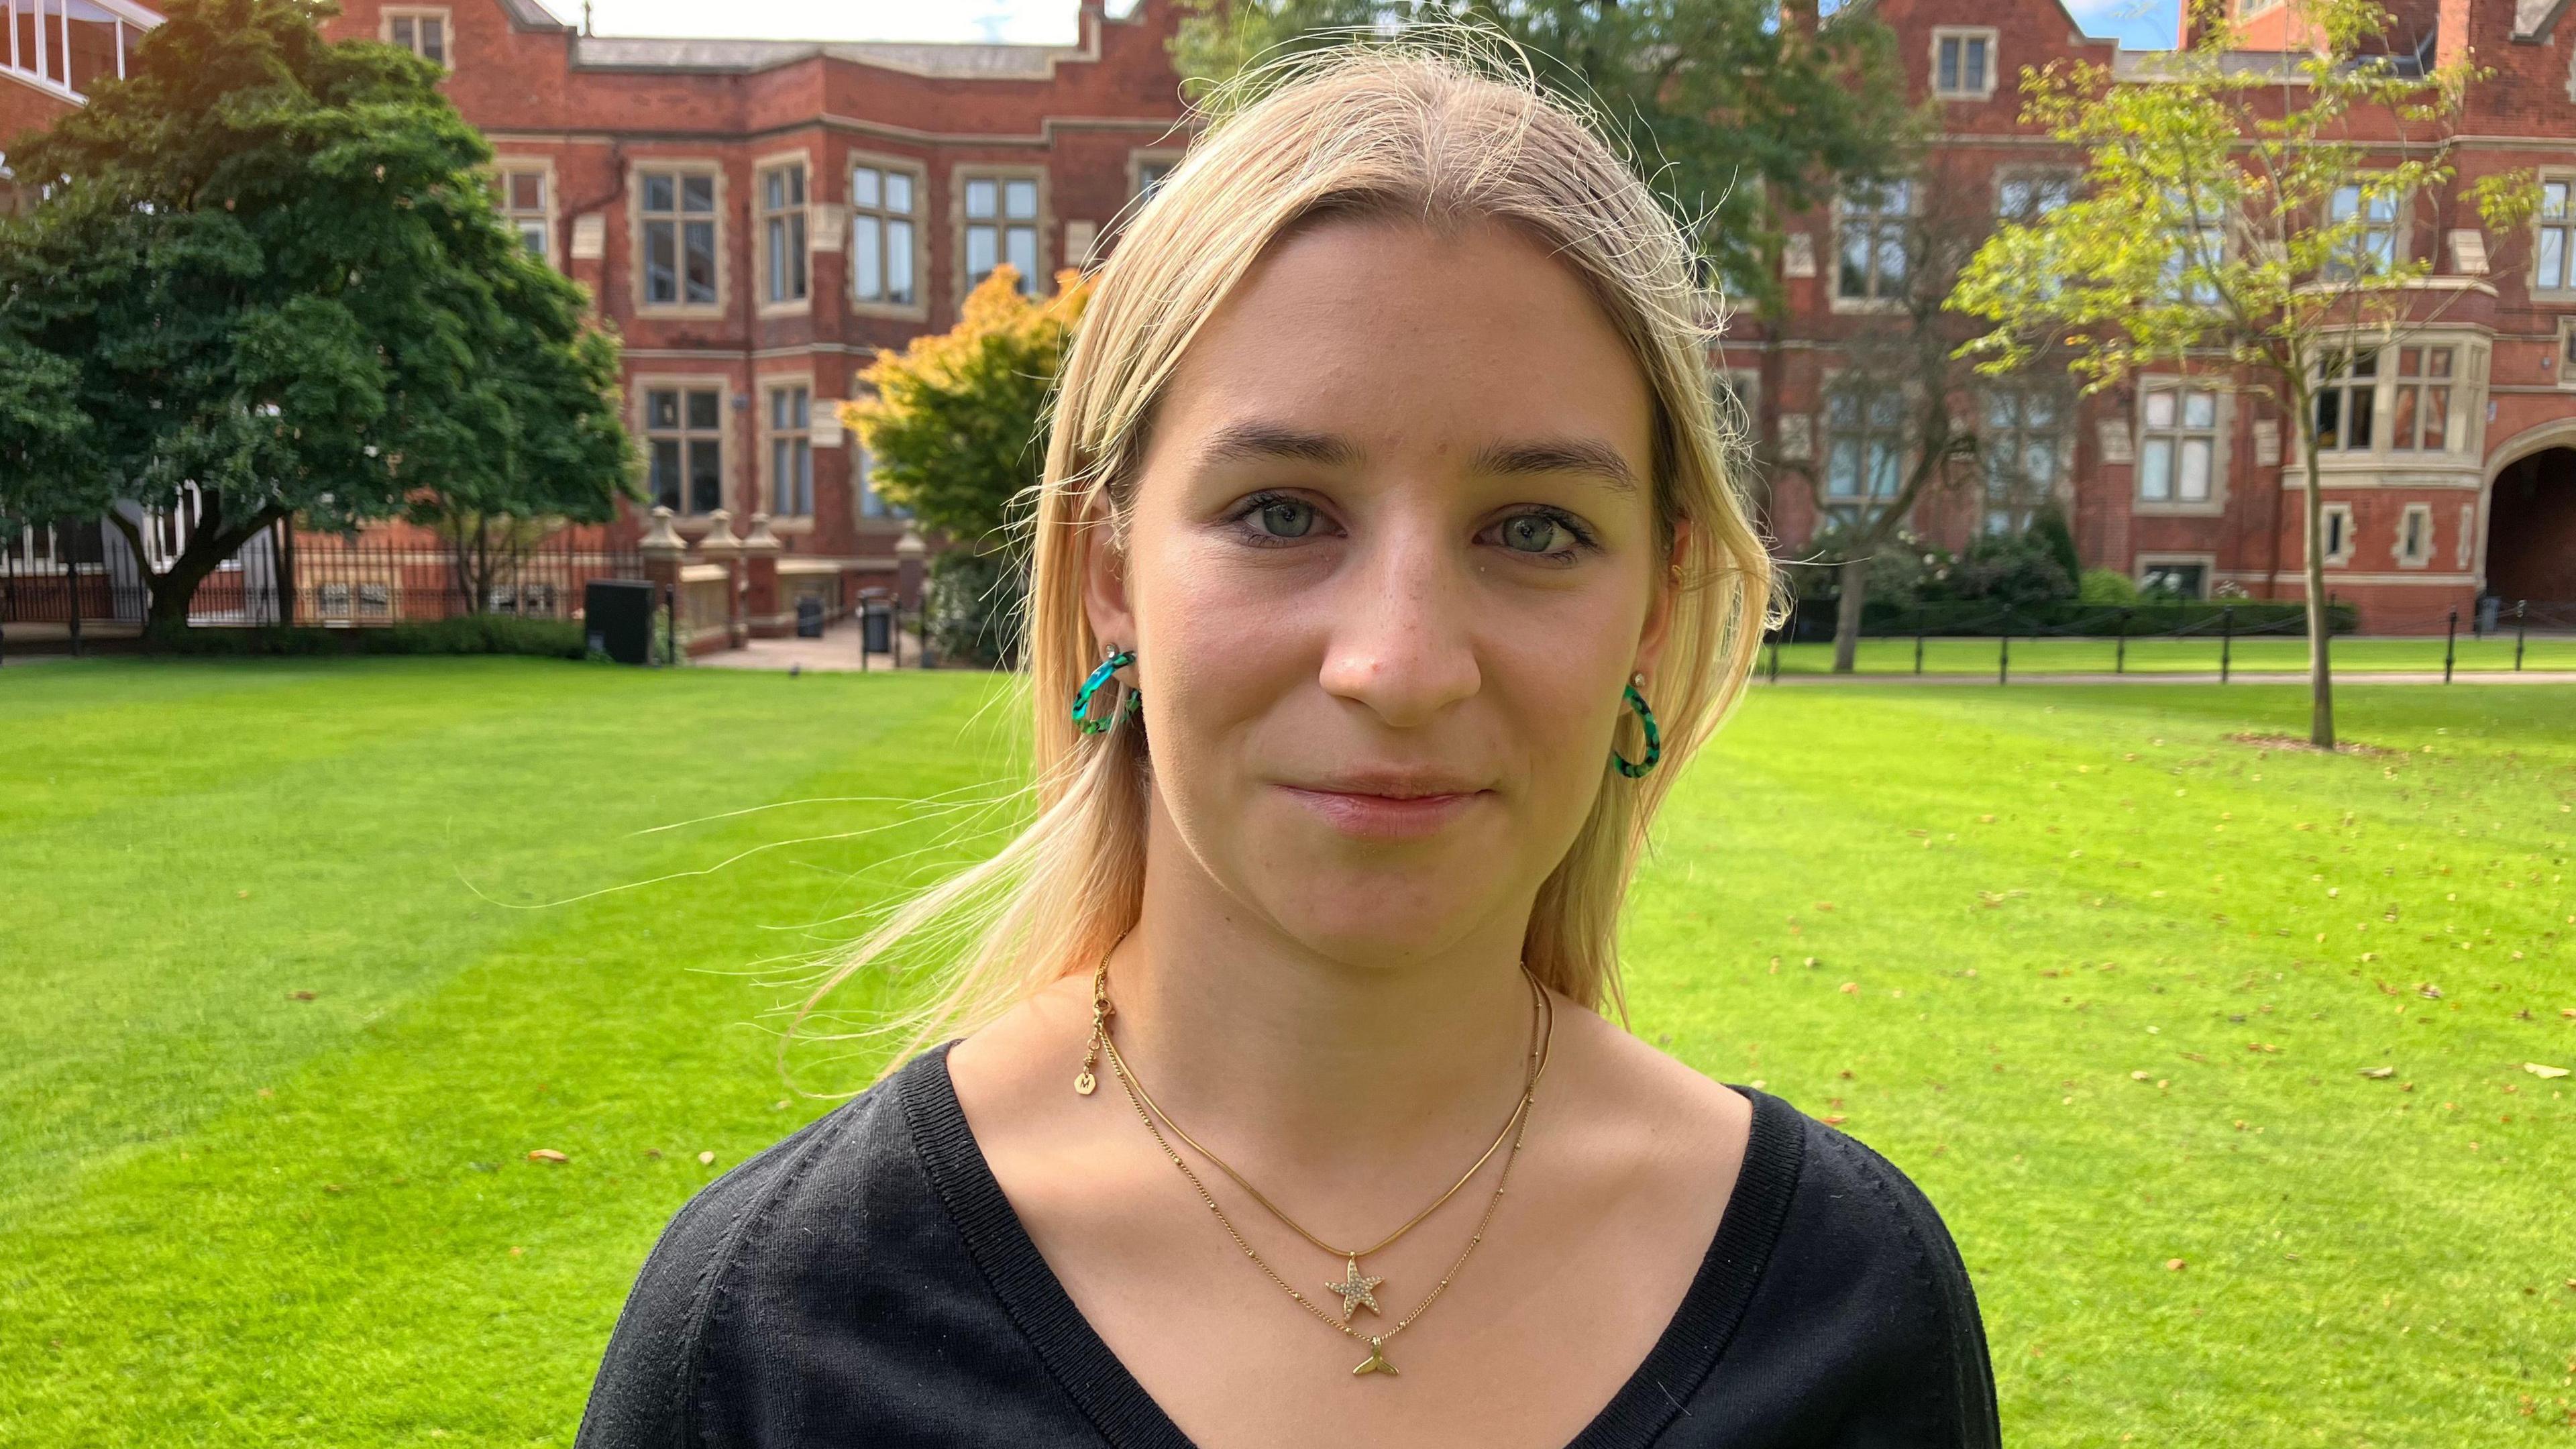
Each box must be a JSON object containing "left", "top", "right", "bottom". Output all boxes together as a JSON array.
[{"left": 1352, "top": 1338, "right": 1398, "bottom": 1377}]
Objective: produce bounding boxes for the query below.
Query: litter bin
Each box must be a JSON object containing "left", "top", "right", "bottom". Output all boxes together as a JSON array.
[
  {"left": 584, "top": 579, "right": 656, "bottom": 665},
  {"left": 2475, "top": 594, "right": 2500, "bottom": 637},
  {"left": 796, "top": 594, "right": 825, "bottom": 639},
  {"left": 862, "top": 598, "right": 892, "bottom": 656}
]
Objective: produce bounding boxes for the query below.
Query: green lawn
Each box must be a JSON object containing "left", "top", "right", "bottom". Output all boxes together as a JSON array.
[
  {"left": 1766, "top": 631, "right": 2576, "bottom": 676},
  {"left": 4, "top": 659, "right": 2571, "bottom": 1446}
]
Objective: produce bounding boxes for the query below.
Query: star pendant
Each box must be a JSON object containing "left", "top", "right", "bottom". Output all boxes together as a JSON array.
[{"left": 1327, "top": 1256, "right": 1383, "bottom": 1320}]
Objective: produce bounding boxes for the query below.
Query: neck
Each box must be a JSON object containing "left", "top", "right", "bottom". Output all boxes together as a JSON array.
[{"left": 1098, "top": 873, "right": 1544, "bottom": 1205}]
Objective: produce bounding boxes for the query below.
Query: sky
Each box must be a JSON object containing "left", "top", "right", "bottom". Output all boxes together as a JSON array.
[{"left": 561, "top": 0, "right": 2180, "bottom": 49}]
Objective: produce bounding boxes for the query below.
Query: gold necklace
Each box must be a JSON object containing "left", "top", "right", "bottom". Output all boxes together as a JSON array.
[{"left": 1079, "top": 947, "right": 1554, "bottom": 1379}]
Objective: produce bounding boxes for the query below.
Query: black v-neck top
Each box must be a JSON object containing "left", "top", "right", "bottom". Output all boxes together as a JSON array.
[{"left": 572, "top": 1038, "right": 2001, "bottom": 1448}]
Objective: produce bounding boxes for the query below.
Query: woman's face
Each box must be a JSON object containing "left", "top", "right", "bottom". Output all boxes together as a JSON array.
[{"left": 1087, "top": 213, "right": 1686, "bottom": 961}]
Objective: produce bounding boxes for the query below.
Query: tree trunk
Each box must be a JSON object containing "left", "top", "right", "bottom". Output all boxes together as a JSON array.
[
  {"left": 2294, "top": 380, "right": 2336, "bottom": 749},
  {"left": 1832, "top": 557, "right": 1869, "bottom": 674},
  {"left": 140, "top": 505, "right": 290, "bottom": 635}
]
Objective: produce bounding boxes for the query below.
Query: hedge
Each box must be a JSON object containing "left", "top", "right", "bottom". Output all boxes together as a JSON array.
[{"left": 143, "top": 616, "right": 590, "bottom": 659}]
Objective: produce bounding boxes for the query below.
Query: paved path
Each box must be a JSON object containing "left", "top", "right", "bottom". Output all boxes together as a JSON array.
[
  {"left": 686, "top": 618, "right": 943, "bottom": 674},
  {"left": 1755, "top": 669, "right": 2576, "bottom": 686}
]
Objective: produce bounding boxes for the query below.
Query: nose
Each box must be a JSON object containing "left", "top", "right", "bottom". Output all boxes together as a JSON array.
[{"left": 1313, "top": 511, "right": 1483, "bottom": 729}]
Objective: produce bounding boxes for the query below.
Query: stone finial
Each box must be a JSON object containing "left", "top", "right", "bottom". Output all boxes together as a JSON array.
[
  {"left": 894, "top": 527, "right": 926, "bottom": 559},
  {"left": 697, "top": 508, "right": 743, "bottom": 557},
  {"left": 742, "top": 511, "right": 784, "bottom": 553},
  {"left": 639, "top": 505, "right": 686, "bottom": 557}
]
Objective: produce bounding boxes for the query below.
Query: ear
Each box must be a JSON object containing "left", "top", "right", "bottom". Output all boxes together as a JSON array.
[
  {"left": 1077, "top": 493, "right": 1138, "bottom": 663},
  {"left": 1633, "top": 516, "right": 1692, "bottom": 682}
]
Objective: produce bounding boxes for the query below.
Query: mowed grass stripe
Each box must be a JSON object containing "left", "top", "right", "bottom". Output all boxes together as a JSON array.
[{"left": 1623, "top": 685, "right": 2575, "bottom": 1443}]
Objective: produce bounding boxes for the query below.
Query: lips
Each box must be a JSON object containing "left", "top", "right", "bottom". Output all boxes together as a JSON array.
[{"left": 1277, "top": 780, "right": 1491, "bottom": 840}]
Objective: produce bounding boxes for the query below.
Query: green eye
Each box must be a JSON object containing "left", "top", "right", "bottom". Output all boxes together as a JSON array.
[
  {"left": 1256, "top": 498, "right": 1316, "bottom": 538},
  {"left": 1500, "top": 515, "right": 1562, "bottom": 554}
]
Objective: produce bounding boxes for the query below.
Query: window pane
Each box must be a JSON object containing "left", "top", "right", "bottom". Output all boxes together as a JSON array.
[
  {"left": 1868, "top": 392, "right": 1902, "bottom": 429},
  {"left": 643, "top": 173, "right": 674, "bottom": 213},
  {"left": 2182, "top": 390, "right": 2214, "bottom": 428},
  {"left": 769, "top": 390, "right": 789, "bottom": 429},
  {"left": 1005, "top": 178, "right": 1036, "bottom": 219},
  {"left": 649, "top": 390, "right": 678, "bottom": 429},
  {"left": 1006, "top": 225, "right": 1036, "bottom": 288},
  {"left": 788, "top": 214, "right": 806, "bottom": 297},
  {"left": 1826, "top": 439, "right": 1859, "bottom": 496},
  {"left": 2390, "top": 386, "right": 2416, "bottom": 449},
  {"left": 2312, "top": 388, "right": 2340, "bottom": 447},
  {"left": 966, "top": 225, "right": 997, "bottom": 282},
  {"left": 1827, "top": 390, "right": 1857, "bottom": 427},
  {"left": 888, "top": 220, "right": 914, "bottom": 301},
  {"left": 684, "top": 220, "right": 716, "bottom": 303},
  {"left": 764, "top": 170, "right": 784, "bottom": 211},
  {"left": 686, "top": 390, "right": 718, "bottom": 429},
  {"left": 509, "top": 172, "right": 543, "bottom": 210},
  {"left": 2023, "top": 439, "right": 2055, "bottom": 484},
  {"left": 852, "top": 166, "right": 879, "bottom": 209},
  {"left": 651, "top": 439, "right": 681, "bottom": 511},
  {"left": 767, "top": 219, "right": 787, "bottom": 301},
  {"left": 645, "top": 221, "right": 676, "bottom": 302},
  {"left": 2426, "top": 347, "right": 2453, "bottom": 378},
  {"left": 1866, "top": 439, "right": 1898, "bottom": 495},
  {"left": 2144, "top": 390, "right": 2175, "bottom": 429},
  {"left": 688, "top": 441, "right": 722, "bottom": 514},
  {"left": 2542, "top": 229, "right": 2567, "bottom": 290},
  {"left": 854, "top": 216, "right": 882, "bottom": 299},
  {"left": 392, "top": 15, "right": 413, "bottom": 48},
  {"left": 1837, "top": 226, "right": 1870, "bottom": 298},
  {"left": 1938, "top": 38, "right": 1957, "bottom": 91},
  {"left": 792, "top": 388, "right": 808, "bottom": 427},
  {"left": 1875, "top": 229, "right": 1907, "bottom": 291},
  {"left": 2347, "top": 384, "right": 2373, "bottom": 448},
  {"left": 2546, "top": 180, "right": 2570, "bottom": 219},
  {"left": 681, "top": 174, "right": 713, "bottom": 213},
  {"left": 2139, "top": 437, "right": 2172, "bottom": 499},
  {"left": 1965, "top": 37, "right": 1986, "bottom": 89},
  {"left": 966, "top": 178, "right": 996, "bottom": 219},
  {"left": 2421, "top": 388, "right": 2447, "bottom": 450},
  {"left": 2178, "top": 438, "right": 2210, "bottom": 500},
  {"left": 771, "top": 437, "right": 790, "bottom": 496},
  {"left": 421, "top": 17, "right": 442, "bottom": 64},
  {"left": 886, "top": 172, "right": 912, "bottom": 214},
  {"left": 517, "top": 221, "right": 546, "bottom": 258}
]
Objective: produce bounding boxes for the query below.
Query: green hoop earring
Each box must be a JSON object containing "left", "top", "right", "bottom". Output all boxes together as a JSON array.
[
  {"left": 1612, "top": 671, "right": 1661, "bottom": 778},
  {"left": 1072, "top": 647, "right": 1141, "bottom": 735}
]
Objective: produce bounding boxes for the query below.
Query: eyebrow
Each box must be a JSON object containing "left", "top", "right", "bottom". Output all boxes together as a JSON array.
[
  {"left": 1474, "top": 437, "right": 1640, "bottom": 496},
  {"left": 1195, "top": 421, "right": 1639, "bottom": 496}
]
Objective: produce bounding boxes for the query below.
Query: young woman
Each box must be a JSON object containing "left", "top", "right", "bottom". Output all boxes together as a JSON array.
[{"left": 576, "top": 35, "right": 2000, "bottom": 1449}]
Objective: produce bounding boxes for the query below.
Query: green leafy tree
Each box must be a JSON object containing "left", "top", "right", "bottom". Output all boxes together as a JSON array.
[
  {"left": 0, "top": 0, "right": 633, "bottom": 631},
  {"left": 1169, "top": 0, "right": 1910, "bottom": 315},
  {"left": 1950, "top": 0, "right": 2540, "bottom": 747},
  {"left": 841, "top": 264, "right": 1093, "bottom": 667}
]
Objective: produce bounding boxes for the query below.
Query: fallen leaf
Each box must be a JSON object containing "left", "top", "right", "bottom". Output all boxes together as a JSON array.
[
  {"left": 698, "top": 1150, "right": 717, "bottom": 1165},
  {"left": 508, "top": 1246, "right": 525, "bottom": 1258},
  {"left": 1839, "top": 981, "right": 1860, "bottom": 995},
  {"left": 527, "top": 1148, "right": 569, "bottom": 1165},
  {"left": 2131, "top": 1070, "right": 2151, "bottom": 1081},
  {"left": 1819, "top": 1114, "right": 1847, "bottom": 1126},
  {"left": 2526, "top": 1063, "right": 2571, "bottom": 1079},
  {"left": 288, "top": 989, "right": 316, "bottom": 1002},
  {"left": 645, "top": 1148, "right": 663, "bottom": 1160},
  {"left": 2359, "top": 1066, "right": 2396, "bottom": 1079},
  {"left": 2165, "top": 1258, "right": 2188, "bottom": 1271},
  {"left": 2246, "top": 1042, "right": 2282, "bottom": 1054}
]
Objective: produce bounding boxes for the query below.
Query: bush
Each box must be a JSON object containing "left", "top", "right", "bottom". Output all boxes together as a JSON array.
[
  {"left": 2079, "top": 568, "right": 2141, "bottom": 604},
  {"left": 1941, "top": 529, "right": 2077, "bottom": 609},
  {"left": 924, "top": 548, "right": 1026, "bottom": 669},
  {"left": 144, "top": 616, "right": 590, "bottom": 659},
  {"left": 1780, "top": 524, "right": 1955, "bottom": 608},
  {"left": 1782, "top": 596, "right": 2356, "bottom": 639}
]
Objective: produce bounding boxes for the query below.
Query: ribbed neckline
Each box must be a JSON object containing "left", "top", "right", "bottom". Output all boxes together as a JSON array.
[{"left": 900, "top": 1035, "right": 1809, "bottom": 1449}]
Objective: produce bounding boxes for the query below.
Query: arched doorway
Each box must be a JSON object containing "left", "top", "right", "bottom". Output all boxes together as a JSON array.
[{"left": 2486, "top": 447, "right": 2576, "bottom": 604}]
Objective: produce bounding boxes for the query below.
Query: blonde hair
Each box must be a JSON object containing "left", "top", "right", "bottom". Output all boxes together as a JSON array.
[{"left": 792, "top": 23, "right": 1779, "bottom": 1092}]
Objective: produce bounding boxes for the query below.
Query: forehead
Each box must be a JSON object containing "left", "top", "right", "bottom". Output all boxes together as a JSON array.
[{"left": 1142, "top": 212, "right": 1656, "bottom": 490}]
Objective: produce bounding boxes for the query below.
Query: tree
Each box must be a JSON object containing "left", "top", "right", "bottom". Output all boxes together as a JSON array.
[
  {"left": 1169, "top": 0, "right": 1911, "bottom": 315},
  {"left": 1790, "top": 135, "right": 2073, "bottom": 670},
  {"left": 0, "top": 0, "right": 633, "bottom": 632},
  {"left": 839, "top": 264, "right": 1094, "bottom": 667},
  {"left": 1949, "top": 0, "right": 2539, "bottom": 747}
]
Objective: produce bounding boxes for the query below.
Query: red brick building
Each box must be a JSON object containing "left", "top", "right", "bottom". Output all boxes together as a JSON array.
[
  {"left": 1735, "top": 0, "right": 2576, "bottom": 631},
  {"left": 9, "top": 0, "right": 2573, "bottom": 637}
]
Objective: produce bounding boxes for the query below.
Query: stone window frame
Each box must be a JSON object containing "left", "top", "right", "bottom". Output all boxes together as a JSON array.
[
  {"left": 847, "top": 150, "right": 928, "bottom": 322},
  {"left": 635, "top": 374, "right": 735, "bottom": 522},
  {"left": 754, "top": 149, "right": 812, "bottom": 317},
  {"left": 1129, "top": 147, "right": 1186, "bottom": 205},
  {"left": 1829, "top": 176, "right": 1915, "bottom": 315},
  {"left": 2322, "top": 172, "right": 2410, "bottom": 280},
  {"left": 2555, "top": 317, "right": 2576, "bottom": 391},
  {"left": 1815, "top": 368, "right": 1916, "bottom": 530},
  {"left": 380, "top": 6, "right": 451, "bottom": 69},
  {"left": 2532, "top": 168, "right": 2576, "bottom": 298},
  {"left": 1929, "top": 27, "right": 1998, "bottom": 101},
  {"left": 1976, "top": 379, "right": 2076, "bottom": 535},
  {"left": 2131, "top": 373, "right": 2232, "bottom": 518},
  {"left": 629, "top": 159, "right": 728, "bottom": 320},
  {"left": 2289, "top": 327, "right": 2488, "bottom": 471},
  {"left": 2134, "top": 552, "right": 2218, "bottom": 600},
  {"left": 953, "top": 162, "right": 1049, "bottom": 307},
  {"left": 2318, "top": 500, "right": 2357, "bottom": 568},
  {"left": 492, "top": 156, "right": 555, "bottom": 269},
  {"left": 2391, "top": 500, "right": 2435, "bottom": 570},
  {"left": 758, "top": 376, "right": 816, "bottom": 529}
]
